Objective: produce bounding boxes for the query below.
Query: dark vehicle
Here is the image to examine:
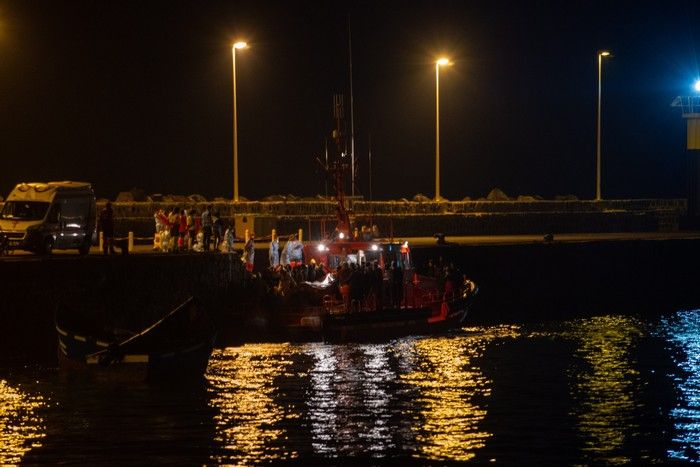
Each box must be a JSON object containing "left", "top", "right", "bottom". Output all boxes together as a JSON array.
[{"left": 0, "top": 181, "right": 96, "bottom": 254}]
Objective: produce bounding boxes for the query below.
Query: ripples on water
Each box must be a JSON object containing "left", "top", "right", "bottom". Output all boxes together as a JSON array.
[
  {"left": 205, "top": 327, "right": 516, "bottom": 463},
  {"left": 3, "top": 311, "right": 700, "bottom": 463},
  {"left": 660, "top": 310, "right": 700, "bottom": 462},
  {"left": 0, "top": 379, "right": 45, "bottom": 463}
]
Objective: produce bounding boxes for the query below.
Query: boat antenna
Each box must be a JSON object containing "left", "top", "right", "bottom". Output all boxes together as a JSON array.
[
  {"left": 324, "top": 138, "right": 329, "bottom": 197},
  {"left": 368, "top": 133, "right": 372, "bottom": 201}
]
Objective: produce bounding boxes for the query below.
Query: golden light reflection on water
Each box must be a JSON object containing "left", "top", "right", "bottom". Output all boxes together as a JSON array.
[
  {"left": 0, "top": 379, "right": 46, "bottom": 464},
  {"left": 562, "top": 315, "right": 644, "bottom": 465},
  {"left": 359, "top": 345, "right": 394, "bottom": 450},
  {"left": 206, "top": 344, "right": 302, "bottom": 463},
  {"left": 306, "top": 344, "right": 341, "bottom": 453},
  {"left": 398, "top": 325, "right": 520, "bottom": 461},
  {"left": 206, "top": 326, "right": 522, "bottom": 462},
  {"left": 305, "top": 343, "right": 398, "bottom": 455}
]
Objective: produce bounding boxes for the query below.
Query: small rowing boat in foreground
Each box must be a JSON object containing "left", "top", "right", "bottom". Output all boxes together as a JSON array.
[{"left": 55, "top": 296, "right": 216, "bottom": 382}]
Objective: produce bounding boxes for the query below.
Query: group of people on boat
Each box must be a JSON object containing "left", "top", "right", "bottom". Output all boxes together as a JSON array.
[
  {"left": 334, "top": 260, "right": 406, "bottom": 312},
  {"left": 421, "top": 257, "right": 476, "bottom": 299},
  {"left": 240, "top": 234, "right": 475, "bottom": 315},
  {"left": 243, "top": 256, "right": 404, "bottom": 314},
  {"left": 243, "top": 250, "right": 473, "bottom": 316}
]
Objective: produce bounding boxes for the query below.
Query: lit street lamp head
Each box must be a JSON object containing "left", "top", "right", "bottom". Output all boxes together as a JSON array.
[
  {"left": 434, "top": 56, "right": 451, "bottom": 201},
  {"left": 232, "top": 40, "right": 248, "bottom": 202},
  {"left": 595, "top": 50, "right": 612, "bottom": 201}
]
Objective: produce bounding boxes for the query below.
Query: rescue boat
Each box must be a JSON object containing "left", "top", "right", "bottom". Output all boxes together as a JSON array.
[
  {"left": 233, "top": 165, "right": 478, "bottom": 344},
  {"left": 231, "top": 102, "right": 477, "bottom": 343},
  {"left": 245, "top": 235, "right": 478, "bottom": 343}
]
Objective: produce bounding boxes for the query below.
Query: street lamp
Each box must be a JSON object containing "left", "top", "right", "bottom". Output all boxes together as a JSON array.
[
  {"left": 435, "top": 57, "right": 450, "bottom": 201},
  {"left": 596, "top": 50, "right": 611, "bottom": 201},
  {"left": 232, "top": 41, "right": 247, "bottom": 202}
]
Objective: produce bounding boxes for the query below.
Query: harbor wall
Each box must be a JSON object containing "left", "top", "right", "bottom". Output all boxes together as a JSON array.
[
  {"left": 0, "top": 253, "right": 245, "bottom": 365},
  {"left": 95, "top": 199, "right": 685, "bottom": 238}
]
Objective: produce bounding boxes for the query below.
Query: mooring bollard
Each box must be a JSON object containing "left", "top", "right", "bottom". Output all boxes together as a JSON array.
[{"left": 128, "top": 231, "right": 134, "bottom": 252}]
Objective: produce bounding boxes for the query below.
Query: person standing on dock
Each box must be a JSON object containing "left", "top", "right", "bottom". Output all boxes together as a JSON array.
[
  {"left": 178, "top": 209, "right": 188, "bottom": 251},
  {"left": 269, "top": 234, "right": 279, "bottom": 269},
  {"left": 98, "top": 202, "right": 116, "bottom": 255},
  {"left": 201, "top": 205, "right": 212, "bottom": 251},
  {"left": 167, "top": 209, "right": 179, "bottom": 252},
  {"left": 224, "top": 222, "right": 236, "bottom": 253},
  {"left": 212, "top": 211, "right": 223, "bottom": 251},
  {"left": 186, "top": 208, "right": 197, "bottom": 250},
  {"left": 244, "top": 233, "right": 255, "bottom": 272}
]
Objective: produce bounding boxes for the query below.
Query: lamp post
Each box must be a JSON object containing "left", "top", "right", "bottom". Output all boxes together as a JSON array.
[
  {"left": 596, "top": 50, "right": 611, "bottom": 201},
  {"left": 232, "top": 41, "right": 247, "bottom": 202},
  {"left": 435, "top": 57, "right": 450, "bottom": 201}
]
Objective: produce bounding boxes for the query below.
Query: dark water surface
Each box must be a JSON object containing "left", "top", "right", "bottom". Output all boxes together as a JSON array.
[{"left": 4, "top": 310, "right": 700, "bottom": 464}]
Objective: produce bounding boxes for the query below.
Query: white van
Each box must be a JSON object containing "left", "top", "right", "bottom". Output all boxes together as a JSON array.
[{"left": 0, "top": 181, "right": 96, "bottom": 254}]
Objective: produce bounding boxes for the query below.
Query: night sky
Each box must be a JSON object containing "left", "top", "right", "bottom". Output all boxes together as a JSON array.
[{"left": 1, "top": 0, "right": 700, "bottom": 201}]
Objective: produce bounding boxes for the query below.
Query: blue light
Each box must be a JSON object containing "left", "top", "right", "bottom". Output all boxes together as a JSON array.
[{"left": 694, "top": 80, "right": 700, "bottom": 92}]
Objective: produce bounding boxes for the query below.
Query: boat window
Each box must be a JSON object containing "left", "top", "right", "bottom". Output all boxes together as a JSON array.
[{"left": 0, "top": 201, "right": 50, "bottom": 221}]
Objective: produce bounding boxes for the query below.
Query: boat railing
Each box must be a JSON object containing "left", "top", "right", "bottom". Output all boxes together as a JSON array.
[
  {"left": 322, "top": 282, "right": 463, "bottom": 315},
  {"left": 409, "top": 287, "right": 442, "bottom": 307}
]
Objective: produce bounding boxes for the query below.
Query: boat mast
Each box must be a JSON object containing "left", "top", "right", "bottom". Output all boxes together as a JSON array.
[
  {"left": 348, "top": 15, "right": 356, "bottom": 197},
  {"left": 331, "top": 94, "right": 351, "bottom": 235}
]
